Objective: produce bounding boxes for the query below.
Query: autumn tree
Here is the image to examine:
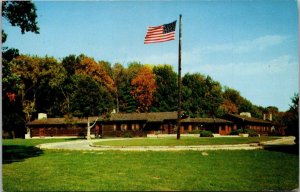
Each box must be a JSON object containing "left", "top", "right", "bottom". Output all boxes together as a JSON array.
[
  {"left": 220, "top": 87, "right": 239, "bottom": 114},
  {"left": 131, "top": 66, "right": 157, "bottom": 112},
  {"left": 9, "top": 55, "right": 66, "bottom": 133},
  {"left": 75, "top": 55, "right": 115, "bottom": 93},
  {"left": 113, "top": 62, "right": 142, "bottom": 112},
  {"left": 2, "top": 1, "right": 40, "bottom": 138}
]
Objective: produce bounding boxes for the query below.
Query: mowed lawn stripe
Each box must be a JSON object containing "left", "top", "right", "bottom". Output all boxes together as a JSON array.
[{"left": 93, "top": 137, "right": 279, "bottom": 146}]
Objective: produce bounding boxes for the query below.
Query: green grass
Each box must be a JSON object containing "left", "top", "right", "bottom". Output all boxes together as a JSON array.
[
  {"left": 2, "top": 138, "right": 81, "bottom": 146},
  {"left": 2, "top": 139, "right": 298, "bottom": 191},
  {"left": 93, "top": 136, "right": 279, "bottom": 146}
]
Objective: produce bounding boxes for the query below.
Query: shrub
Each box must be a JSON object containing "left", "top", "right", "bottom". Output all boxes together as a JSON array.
[
  {"left": 229, "top": 129, "right": 243, "bottom": 135},
  {"left": 200, "top": 130, "right": 212, "bottom": 137},
  {"left": 123, "top": 131, "right": 133, "bottom": 138},
  {"left": 245, "top": 129, "right": 259, "bottom": 137}
]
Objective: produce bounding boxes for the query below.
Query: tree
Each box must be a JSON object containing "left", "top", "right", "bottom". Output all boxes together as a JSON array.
[
  {"left": 131, "top": 66, "right": 157, "bottom": 112},
  {"left": 202, "top": 76, "right": 223, "bottom": 117},
  {"left": 283, "top": 93, "right": 299, "bottom": 143},
  {"left": 69, "top": 75, "right": 114, "bottom": 117},
  {"left": 2, "top": 1, "right": 39, "bottom": 55},
  {"left": 182, "top": 73, "right": 206, "bottom": 117},
  {"left": 2, "top": 1, "right": 40, "bottom": 138},
  {"left": 35, "top": 58, "right": 67, "bottom": 117},
  {"left": 151, "top": 65, "right": 178, "bottom": 112},
  {"left": 75, "top": 55, "right": 115, "bottom": 93},
  {"left": 114, "top": 62, "right": 142, "bottom": 112},
  {"left": 2, "top": 1, "right": 39, "bottom": 38},
  {"left": 112, "top": 63, "right": 127, "bottom": 112},
  {"left": 10, "top": 55, "right": 41, "bottom": 128},
  {"left": 8, "top": 55, "right": 67, "bottom": 133},
  {"left": 222, "top": 86, "right": 262, "bottom": 118}
]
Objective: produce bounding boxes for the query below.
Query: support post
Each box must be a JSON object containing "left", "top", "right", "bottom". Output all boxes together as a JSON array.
[
  {"left": 87, "top": 117, "right": 91, "bottom": 140},
  {"left": 177, "top": 14, "right": 182, "bottom": 140}
]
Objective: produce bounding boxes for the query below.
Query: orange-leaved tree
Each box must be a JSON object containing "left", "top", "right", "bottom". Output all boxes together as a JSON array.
[
  {"left": 131, "top": 66, "right": 157, "bottom": 112},
  {"left": 75, "top": 56, "right": 115, "bottom": 93}
]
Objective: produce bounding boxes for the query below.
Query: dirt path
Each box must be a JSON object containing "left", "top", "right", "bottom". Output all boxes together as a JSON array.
[{"left": 37, "top": 136, "right": 295, "bottom": 151}]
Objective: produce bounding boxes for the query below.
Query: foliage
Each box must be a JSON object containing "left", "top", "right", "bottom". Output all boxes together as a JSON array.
[
  {"left": 283, "top": 93, "right": 299, "bottom": 143},
  {"left": 229, "top": 129, "right": 243, "bottom": 135},
  {"left": 69, "top": 75, "right": 114, "bottom": 117},
  {"left": 200, "top": 130, "right": 213, "bottom": 137},
  {"left": 112, "top": 63, "right": 137, "bottom": 113},
  {"left": 3, "top": 52, "right": 292, "bottom": 137},
  {"left": 131, "top": 66, "right": 157, "bottom": 112},
  {"left": 182, "top": 73, "right": 206, "bottom": 117},
  {"left": 229, "top": 129, "right": 258, "bottom": 137},
  {"left": 75, "top": 55, "right": 115, "bottom": 93},
  {"left": 2, "top": 1, "right": 39, "bottom": 35},
  {"left": 245, "top": 129, "right": 259, "bottom": 137},
  {"left": 182, "top": 74, "right": 223, "bottom": 117},
  {"left": 151, "top": 65, "right": 178, "bottom": 112},
  {"left": 123, "top": 131, "right": 134, "bottom": 138}
]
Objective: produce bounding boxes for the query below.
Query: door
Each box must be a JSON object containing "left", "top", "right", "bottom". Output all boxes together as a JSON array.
[{"left": 39, "top": 128, "right": 45, "bottom": 137}]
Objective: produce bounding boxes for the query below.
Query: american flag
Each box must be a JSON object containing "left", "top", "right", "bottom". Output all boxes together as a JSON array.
[{"left": 144, "top": 20, "right": 177, "bottom": 44}]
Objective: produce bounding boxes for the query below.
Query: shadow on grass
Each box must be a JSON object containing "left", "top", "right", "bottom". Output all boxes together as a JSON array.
[
  {"left": 3, "top": 145, "right": 44, "bottom": 164},
  {"left": 263, "top": 144, "right": 299, "bottom": 155}
]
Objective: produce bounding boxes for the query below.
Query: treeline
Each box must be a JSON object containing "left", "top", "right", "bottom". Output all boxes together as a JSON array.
[{"left": 4, "top": 53, "right": 292, "bottom": 137}]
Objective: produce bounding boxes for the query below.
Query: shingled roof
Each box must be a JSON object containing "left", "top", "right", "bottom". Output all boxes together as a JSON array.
[
  {"left": 108, "top": 111, "right": 177, "bottom": 122},
  {"left": 182, "top": 117, "right": 232, "bottom": 124},
  {"left": 27, "top": 112, "right": 178, "bottom": 125},
  {"left": 224, "top": 114, "right": 273, "bottom": 125},
  {"left": 28, "top": 112, "right": 239, "bottom": 126},
  {"left": 27, "top": 116, "right": 99, "bottom": 126}
]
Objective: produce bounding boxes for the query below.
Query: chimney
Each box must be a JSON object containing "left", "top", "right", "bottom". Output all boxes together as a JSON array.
[
  {"left": 38, "top": 113, "right": 47, "bottom": 120},
  {"left": 240, "top": 112, "right": 251, "bottom": 118},
  {"left": 269, "top": 113, "right": 272, "bottom": 121},
  {"left": 263, "top": 114, "right": 266, "bottom": 120}
]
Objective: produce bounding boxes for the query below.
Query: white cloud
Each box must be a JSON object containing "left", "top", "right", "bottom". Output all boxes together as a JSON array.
[
  {"left": 203, "top": 34, "right": 287, "bottom": 54},
  {"left": 234, "top": 35, "right": 287, "bottom": 53},
  {"left": 199, "top": 55, "right": 297, "bottom": 77}
]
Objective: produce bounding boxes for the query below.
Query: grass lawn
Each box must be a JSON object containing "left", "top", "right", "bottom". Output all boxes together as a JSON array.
[
  {"left": 2, "top": 138, "right": 299, "bottom": 191},
  {"left": 93, "top": 136, "right": 279, "bottom": 146},
  {"left": 2, "top": 138, "right": 80, "bottom": 146}
]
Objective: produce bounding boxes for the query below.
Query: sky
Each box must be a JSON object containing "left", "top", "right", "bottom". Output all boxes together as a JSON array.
[{"left": 3, "top": 0, "right": 299, "bottom": 111}]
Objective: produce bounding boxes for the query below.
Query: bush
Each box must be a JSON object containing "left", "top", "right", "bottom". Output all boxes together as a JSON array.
[
  {"left": 123, "top": 131, "right": 133, "bottom": 138},
  {"left": 245, "top": 129, "right": 258, "bottom": 137},
  {"left": 200, "top": 130, "right": 212, "bottom": 137},
  {"left": 229, "top": 129, "right": 243, "bottom": 135}
]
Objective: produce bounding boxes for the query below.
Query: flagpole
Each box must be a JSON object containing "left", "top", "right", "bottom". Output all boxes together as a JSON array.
[{"left": 177, "top": 14, "right": 182, "bottom": 140}]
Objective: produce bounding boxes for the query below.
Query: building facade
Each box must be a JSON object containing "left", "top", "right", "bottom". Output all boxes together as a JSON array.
[{"left": 27, "top": 112, "right": 276, "bottom": 138}]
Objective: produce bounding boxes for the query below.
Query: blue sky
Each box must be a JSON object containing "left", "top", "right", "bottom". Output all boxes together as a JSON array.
[{"left": 3, "top": 0, "right": 299, "bottom": 111}]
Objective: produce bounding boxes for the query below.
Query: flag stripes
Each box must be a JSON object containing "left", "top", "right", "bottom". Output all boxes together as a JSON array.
[{"left": 144, "top": 21, "right": 176, "bottom": 44}]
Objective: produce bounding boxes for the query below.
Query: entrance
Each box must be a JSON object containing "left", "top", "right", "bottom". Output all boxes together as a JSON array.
[{"left": 39, "top": 128, "right": 45, "bottom": 137}]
